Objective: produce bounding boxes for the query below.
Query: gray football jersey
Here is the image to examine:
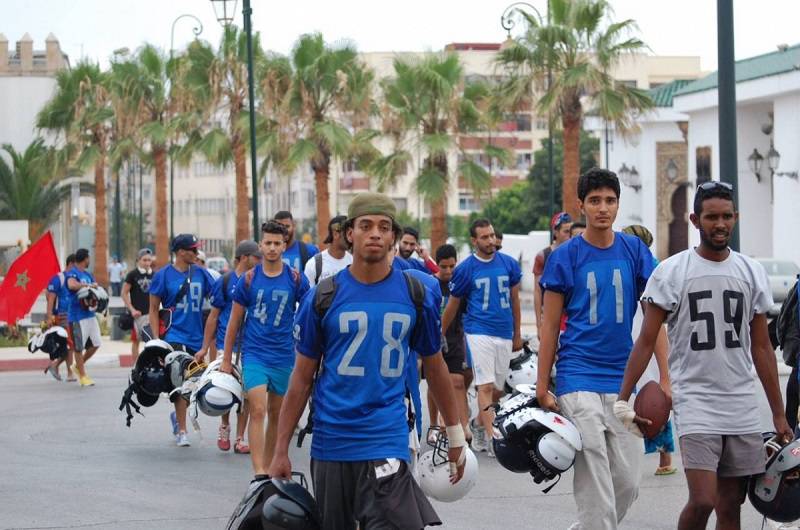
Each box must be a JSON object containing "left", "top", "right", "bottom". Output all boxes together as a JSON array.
[{"left": 641, "top": 249, "right": 773, "bottom": 436}]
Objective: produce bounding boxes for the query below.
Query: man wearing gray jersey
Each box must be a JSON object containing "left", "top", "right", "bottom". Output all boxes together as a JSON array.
[{"left": 615, "top": 181, "right": 792, "bottom": 530}]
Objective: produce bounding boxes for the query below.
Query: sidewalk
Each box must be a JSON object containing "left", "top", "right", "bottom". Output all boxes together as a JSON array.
[{"left": 0, "top": 338, "right": 135, "bottom": 372}]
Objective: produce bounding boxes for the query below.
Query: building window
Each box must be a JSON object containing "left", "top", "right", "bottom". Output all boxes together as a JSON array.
[
  {"left": 458, "top": 194, "right": 483, "bottom": 212},
  {"left": 516, "top": 153, "right": 532, "bottom": 170},
  {"left": 535, "top": 119, "right": 548, "bottom": 130},
  {"left": 392, "top": 198, "right": 407, "bottom": 212}
]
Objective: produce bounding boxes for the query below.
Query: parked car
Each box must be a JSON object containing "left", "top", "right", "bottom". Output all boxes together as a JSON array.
[
  {"left": 755, "top": 258, "right": 800, "bottom": 317},
  {"left": 205, "top": 256, "right": 230, "bottom": 275}
]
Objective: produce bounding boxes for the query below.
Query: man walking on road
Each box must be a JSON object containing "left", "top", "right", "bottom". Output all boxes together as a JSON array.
[
  {"left": 268, "top": 192, "right": 466, "bottom": 529},
  {"left": 65, "top": 248, "right": 101, "bottom": 387},
  {"left": 121, "top": 249, "right": 153, "bottom": 365},
  {"left": 274, "top": 210, "right": 318, "bottom": 273},
  {"left": 441, "top": 218, "right": 523, "bottom": 456},
  {"left": 45, "top": 253, "right": 76, "bottom": 381}
]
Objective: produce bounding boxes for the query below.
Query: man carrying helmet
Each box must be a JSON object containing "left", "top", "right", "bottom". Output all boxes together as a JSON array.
[
  {"left": 269, "top": 192, "right": 467, "bottom": 529},
  {"left": 220, "top": 223, "right": 310, "bottom": 477},
  {"left": 149, "top": 234, "right": 215, "bottom": 447},
  {"left": 64, "top": 248, "right": 100, "bottom": 387}
]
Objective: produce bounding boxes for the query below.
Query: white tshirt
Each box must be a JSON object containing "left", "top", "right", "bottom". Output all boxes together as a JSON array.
[
  {"left": 108, "top": 262, "right": 125, "bottom": 283},
  {"left": 641, "top": 248, "right": 773, "bottom": 437},
  {"left": 303, "top": 249, "right": 353, "bottom": 287}
]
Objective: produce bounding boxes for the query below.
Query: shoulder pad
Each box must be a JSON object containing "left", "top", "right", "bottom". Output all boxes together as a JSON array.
[{"left": 314, "top": 275, "right": 337, "bottom": 318}]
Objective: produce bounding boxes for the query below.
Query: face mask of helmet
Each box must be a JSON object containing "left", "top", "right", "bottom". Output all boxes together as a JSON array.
[
  {"left": 493, "top": 396, "right": 582, "bottom": 493},
  {"left": 748, "top": 436, "right": 800, "bottom": 523}
]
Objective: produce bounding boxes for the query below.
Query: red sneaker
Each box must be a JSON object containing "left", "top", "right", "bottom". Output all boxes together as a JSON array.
[{"left": 217, "top": 424, "right": 231, "bottom": 451}]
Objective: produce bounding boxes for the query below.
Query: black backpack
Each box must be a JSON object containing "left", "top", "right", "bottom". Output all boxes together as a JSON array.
[
  {"left": 296, "top": 270, "right": 426, "bottom": 447},
  {"left": 776, "top": 277, "right": 800, "bottom": 367},
  {"left": 298, "top": 241, "right": 310, "bottom": 271}
]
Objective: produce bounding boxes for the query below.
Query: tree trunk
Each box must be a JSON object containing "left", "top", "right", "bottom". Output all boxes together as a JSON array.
[
  {"left": 313, "top": 155, "right": 331, "bottom": 251},
  {"left": 154, "top": 145, "right": 169, "bottom": 269},
  {"left": 561, "top": 112, "right": 582, "bottom": 220},
  {"left": 233, "top": 137, "right": 250, "bottom": 243},
  {"left": 93, "top": 157, "right": 109, "bottom": 287},
  {"left": 429, "top": 155, "right": 448, "bottom": 252}
]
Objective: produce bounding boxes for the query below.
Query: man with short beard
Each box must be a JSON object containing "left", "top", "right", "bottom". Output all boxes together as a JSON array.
[
  {"left": 274, "top": 210, "right": 318, "bottom": 272},
  {"left": 442, "top": 218, "right": 523, "bottom": 456},
  {"left": 398, "top": 226, "right": 439, "bottom": 273},
  {"left": 616, "top": 181, "right": 792, "bottom": 530},
  {"left": 269, "top": 192, "right": 466, "bottom": 529}
]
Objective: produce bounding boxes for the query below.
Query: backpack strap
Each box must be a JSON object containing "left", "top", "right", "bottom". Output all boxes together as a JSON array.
[
  {"left": 401, "top": 271, "right": 425, "bottom": 328},
  {"left": 298, "top": 242, "right": 310, "bottom": 270},
  {"left": 172, "top": 265, "right": 193, "bottom": 309},
  {"left": 222, "top": 271, "right": 234, "bottom": 303},
  {"left": 314, "top": 253, "right": 324, "bottom": 285}
]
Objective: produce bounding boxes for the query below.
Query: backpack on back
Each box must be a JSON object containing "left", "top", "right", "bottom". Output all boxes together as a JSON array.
[{"left": 777, "top": 278, "right": 800, "bottom": 367}]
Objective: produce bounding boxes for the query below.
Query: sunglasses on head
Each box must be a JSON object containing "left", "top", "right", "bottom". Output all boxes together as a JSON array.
[{"left": 697, "top": 181, "right": 733, "bottom": 193}]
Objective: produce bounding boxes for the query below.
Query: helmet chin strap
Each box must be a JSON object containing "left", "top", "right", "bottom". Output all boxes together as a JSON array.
[{"left": 540, "top": 473, "right": 561, "bottom": 494}]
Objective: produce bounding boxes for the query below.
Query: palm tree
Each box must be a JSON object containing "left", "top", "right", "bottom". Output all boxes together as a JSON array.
[
  {"left": 375, "top": 53, "right": 499, "bottom": 251},
  {"left": 497, "top": 0, "right": 653, "bottom": 218},
  {"left": 37, "top": 62, "right": 113, "bottom": 285},
  {"left": 109, "top": 44, "right": 177, "bottom": 263},
  {"left": 0, "top": 140, "right": 75, "bottom": 241},
  {"left": 282, "top": 33, "right": 377, "bottom": 244},
  {"left": 183, "top": 26, "right": 265, "bottom": 244}
]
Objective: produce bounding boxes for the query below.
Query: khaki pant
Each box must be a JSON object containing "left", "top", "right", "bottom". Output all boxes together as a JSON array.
[{"left": 559, "top": 392, "right": 641, "bottom": 530}]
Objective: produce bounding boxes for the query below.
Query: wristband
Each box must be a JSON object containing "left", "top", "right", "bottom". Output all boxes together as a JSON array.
[{"left": 446, "top": 425, "right": 466, "bottom": 448}]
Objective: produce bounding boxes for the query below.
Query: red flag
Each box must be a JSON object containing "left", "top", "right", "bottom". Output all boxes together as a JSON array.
[{"left": 0, "top": 231, "right": 60, "bottom": 324}]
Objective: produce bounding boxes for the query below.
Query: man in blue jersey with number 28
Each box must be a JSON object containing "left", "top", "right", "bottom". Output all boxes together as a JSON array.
[
  {"left": 442, "top": 218, "right": 523, "bottom": 457},
  {"left": 268, "top": 192, "right": 466, "bottom": 529},
  {"left": 537, "top": 168, "right": 661, "bottom": 530},
  {"left": 220, "top": 222, "right": 310, "bottom": 477},
  {"left": 149, "top": 234, "right": 215, "bottom": 447}
]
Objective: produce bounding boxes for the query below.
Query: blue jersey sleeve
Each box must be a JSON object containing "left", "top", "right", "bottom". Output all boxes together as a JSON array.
[
  {"left": 410, "top": 287, "right": 442, "bottom": 357},
  {"left": 47, "top": 275, "right": 60, "bottom": 293},
  {"left": 200, "top": 267, "right": 215, "bottom": 297},
  {"left": 635, "top": 238, "right": 655, "bottom": 296},
  {"left": 210, "top": 276, "right": 226, "bottom": 309},
  {"left": 307, "top": 243, "right": 320, "bottom": 257},
  {"left": 449, "top": 259, "right": 472, "bottom": 298},
  {"left": 149, "top": 268, "right": 167, "bottom": 300},
  {"left": 293, "top": 287, "right": 322, "bottom": 359},
  {"left": 540, "top": 245, "right": 573, "bottom": 295},
  {"left": 296, "top": 272, "right": 311, "bottom": 303},
  {"left": 232, "top": 272, "right": 252, "bottom": 307},
  {"left": 507, "top": 255, "right": 523, "bottom": 287}
]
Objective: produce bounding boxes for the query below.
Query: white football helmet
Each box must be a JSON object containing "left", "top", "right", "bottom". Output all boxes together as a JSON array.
[
  {"left": 190, "top": 359, "right": 243, "bottom": 423},
  {"left": 493, "top": 396, "right": 582, "bottom": 491},
  {"left": 77, "top": 285, "right": 109, "bottom": 313},
  {"left": 504, "top": 343, "right": 538, "bottom": 393},
  {"left": 416, "top": 428, "right": 478, "bottom": 503}
]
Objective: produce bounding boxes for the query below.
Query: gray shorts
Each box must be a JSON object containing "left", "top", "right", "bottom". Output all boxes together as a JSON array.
[
  {"left": 311, "top": 458, "right": 440, "bottom": 530},
  {"left": 679, "top": 433, "right": 766, "bottom": 477}
]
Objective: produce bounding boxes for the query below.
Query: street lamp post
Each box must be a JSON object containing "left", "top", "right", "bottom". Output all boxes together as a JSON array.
[
  {"left": 211, "top": 0, "right": 260, "bottom": 240},
  {"left": 501, "top": 1, "right": 554, "bottom": 219},
  {"left": 170, "top": 14, "right": 204, "bottom": 244}
]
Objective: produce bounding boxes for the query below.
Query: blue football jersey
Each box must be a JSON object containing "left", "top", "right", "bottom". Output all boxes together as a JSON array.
[
  {"left": 149, "top": 264, "right": 215, "bottom": 351},
  {"left": 47, "top": 273, "right": 71, "bottom": 317},
  {"left": 234, "top": 264, "right": 309, "bottom": 367},
  {"left": 540, "top": 233, "right": 654, "bottom": 395},
  {"left": 209, "top": 271, "right": 241, "bottom": 350},
  {"left": 282, "top": 241, "right": 319, "bottom": 272},
  {"left": 64, "top": 267, "right": 96, "bottom": 322},
  {"left": 294, "top": 268, "right": 442, "bottom": 462},
  {"left": 405, "top": 257, "right": 432, "bottom": 274},
  {"left": 449, "top": 253, "right": 522, "bottom": 339}
]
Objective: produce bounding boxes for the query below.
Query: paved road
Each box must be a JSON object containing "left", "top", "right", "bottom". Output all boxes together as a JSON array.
[{"left": 0, "top": 366, "right": 790, "bottom": 530}]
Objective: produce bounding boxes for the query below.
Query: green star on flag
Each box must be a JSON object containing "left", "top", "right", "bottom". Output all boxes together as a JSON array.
[{"left": 15, "top": 270, "right": 30, "bottom": 290}]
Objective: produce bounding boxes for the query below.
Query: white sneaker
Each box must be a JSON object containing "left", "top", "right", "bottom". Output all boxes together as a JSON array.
[
  {"left": 470, "top": 419, "right": 488, "bottom": 452},
  {"left": 176, "top": 432, "right": 191, "bottom": 447}
]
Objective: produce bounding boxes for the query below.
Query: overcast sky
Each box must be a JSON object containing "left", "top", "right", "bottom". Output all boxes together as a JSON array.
[{"left": 5, "top": 0, "right": 800, "bottom": 72}]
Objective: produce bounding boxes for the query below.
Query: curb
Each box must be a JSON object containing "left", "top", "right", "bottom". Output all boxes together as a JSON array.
[{"left": 0, "top": 354, "right": 134, "bottom": 372}]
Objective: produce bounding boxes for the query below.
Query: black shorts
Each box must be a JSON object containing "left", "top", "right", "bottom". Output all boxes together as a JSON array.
[{"left": 311, "top": 458, "right": 440, "bottom": 530}]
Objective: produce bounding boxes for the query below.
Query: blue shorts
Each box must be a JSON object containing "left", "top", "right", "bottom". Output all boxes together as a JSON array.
[{"left": 242, "top": 362, "right": 292, "bottom": 395}]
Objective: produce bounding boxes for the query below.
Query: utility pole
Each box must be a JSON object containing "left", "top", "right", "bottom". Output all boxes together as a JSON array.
[{"left": 717, "top": 0, "right": 740, "bottom": 250}]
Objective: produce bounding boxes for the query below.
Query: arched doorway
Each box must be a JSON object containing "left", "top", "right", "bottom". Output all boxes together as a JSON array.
[{"left": 668, "top": 183, "right": 689, "bottom": 256}]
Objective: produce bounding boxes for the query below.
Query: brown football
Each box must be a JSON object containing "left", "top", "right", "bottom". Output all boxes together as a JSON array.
[{"left": 633, "top": 381, "right": 670, "bottom": 439}]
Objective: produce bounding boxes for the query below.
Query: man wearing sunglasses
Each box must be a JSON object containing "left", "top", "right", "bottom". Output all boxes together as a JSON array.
[
  {"left": 616, "top": 181, "right": 792, "bottom": 529},
  {"left": 149, "top": 233, "right": 216, "bottom": 447},
  {"left": 303, "top": 215, "right": 352, "bottom": 287}
]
